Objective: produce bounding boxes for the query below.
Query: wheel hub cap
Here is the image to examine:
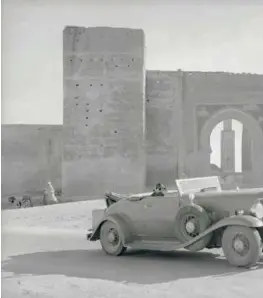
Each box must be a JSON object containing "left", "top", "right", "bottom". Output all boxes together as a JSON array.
[
  {"left": 232, "top": 234, "right": 249, "bottom": 256},
  {"left": 185, "top": 220, "right": 196, "bottom": 234},
  {"left": 107, "top": 230, "right": 117, "bottom": 243},
  {"left": 233, "top": 238, "right": 244, "bottom": 253}
]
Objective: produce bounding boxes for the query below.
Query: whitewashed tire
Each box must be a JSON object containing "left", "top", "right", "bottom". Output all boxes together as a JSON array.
[
  {"left": 99, "top": 221, "right": 126, "bottom": 256},
  {"left": 222, "top": 226, "right": 261, "bottom": 268}
]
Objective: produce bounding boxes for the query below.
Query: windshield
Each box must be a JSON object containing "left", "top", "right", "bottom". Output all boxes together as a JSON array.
[{"left": 176, "top": 176, "right": 222, "bottom": 196}]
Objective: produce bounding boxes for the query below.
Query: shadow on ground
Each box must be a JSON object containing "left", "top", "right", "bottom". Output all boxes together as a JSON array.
[{"left": 2, "top": 249, "right": 263, "bottom": 284}]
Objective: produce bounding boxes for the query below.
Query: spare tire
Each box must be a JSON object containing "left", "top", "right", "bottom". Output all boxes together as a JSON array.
[{"left": 174, "top": 204, "right": 212, "bottom": 251}]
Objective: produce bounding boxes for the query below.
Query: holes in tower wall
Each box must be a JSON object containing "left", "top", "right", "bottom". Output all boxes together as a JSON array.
[
  {"left": 68, "top": 55, "right": 135, "bottom": 73},
  {"left": 111, "top": 56, "right": 135, "bottom": 69},
  {"left": 85, "top": 102, "right": 90, "bottom": 127}
]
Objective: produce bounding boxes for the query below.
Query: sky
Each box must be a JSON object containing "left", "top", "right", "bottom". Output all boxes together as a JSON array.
[
  {"left": 1, "top": 0, "right": 262, "bottom": 168},
  {"left": 2, "top": 0, "right": 263, "bottom": 125}
]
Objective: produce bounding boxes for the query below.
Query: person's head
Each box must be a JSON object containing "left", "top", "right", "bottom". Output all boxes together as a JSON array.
[{"left": 155, "top": 183, "right": 167, "bottom": 193}]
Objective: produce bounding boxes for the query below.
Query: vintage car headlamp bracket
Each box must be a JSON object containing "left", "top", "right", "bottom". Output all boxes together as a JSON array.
[{"left": 189, "top": 193, "right": 195, "bottom": 203}]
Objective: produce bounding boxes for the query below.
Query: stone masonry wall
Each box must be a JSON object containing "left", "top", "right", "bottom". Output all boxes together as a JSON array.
[
  {"left": 145, "top": 71, "right": 183, "bottom": 187},
  {"left": 183, "top": 72, "right": 263, "bottom": 156},
  {"left": 3, "top": 35, "right": 263, "bottom": 199},
  {"left": 1, "top": 125, "right": 62, "bottom": 197},
  {"left": 63, "top": 26, "right": 146, "bottom": 197}
]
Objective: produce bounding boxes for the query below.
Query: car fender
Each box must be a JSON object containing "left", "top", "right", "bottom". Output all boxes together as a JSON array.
[
  {"left": 179, "top": 215, "right": 263, "bottom": 249},
  {"left": 211, "top": 215, "right": 263, "bottom": 229},
  {"left": 89, "top": 213, "right": 132, "bottom": 243},
  {"left": 188, "top": 214, "right": 263, "bottom": 243}
]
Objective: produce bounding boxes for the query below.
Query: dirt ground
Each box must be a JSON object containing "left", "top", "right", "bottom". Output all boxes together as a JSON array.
[{"left": 2, "top": 200, "right": 263, "bottom": 298}]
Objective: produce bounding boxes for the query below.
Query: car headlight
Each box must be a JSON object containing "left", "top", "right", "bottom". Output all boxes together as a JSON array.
[
  {"left": 250, "top": 199, "right": 263, "bottom": 219},
  {"left": 189, "top": 193, "right": 195, "bottom": 201},
  {"left": 235, "top": 209, "right": 244, "bottom": 215}
]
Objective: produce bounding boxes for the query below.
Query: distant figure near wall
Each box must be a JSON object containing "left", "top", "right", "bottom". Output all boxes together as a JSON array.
[{"left": 47, "top": 181, "right": 58, "bottom": 204}]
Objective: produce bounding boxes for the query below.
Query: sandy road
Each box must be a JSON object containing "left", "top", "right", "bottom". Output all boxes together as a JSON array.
[
  {"left": 2, "top": 201, "right": 263, "bottom": 297},
  {"left": 2, "top": 229, "right": 263, "bottom": 282}
]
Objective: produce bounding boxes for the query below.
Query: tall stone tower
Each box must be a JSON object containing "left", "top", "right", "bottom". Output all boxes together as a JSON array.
[
  {"left": 63, "top": 27, "right": 146, "bottom": 197},
  {"left": 221, "top": 119, "right": 235, "bottom": 173}
]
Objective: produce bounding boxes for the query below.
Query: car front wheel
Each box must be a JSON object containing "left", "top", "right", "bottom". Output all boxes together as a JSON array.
[
  {"left": 222, "top": 226, "right": 261, "bottom": 268},
  {"left": 99, "top": 220, "right": 127, "bottom": 256}
]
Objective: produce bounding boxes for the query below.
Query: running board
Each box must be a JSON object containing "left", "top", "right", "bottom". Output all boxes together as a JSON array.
[{"left": 127, "top": 239, "right": 184, "bottom": 251}]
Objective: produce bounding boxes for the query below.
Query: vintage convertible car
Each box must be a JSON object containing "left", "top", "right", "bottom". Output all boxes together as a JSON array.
[{"left": 87, "top": 176, "right": 263, "bottom": 268}]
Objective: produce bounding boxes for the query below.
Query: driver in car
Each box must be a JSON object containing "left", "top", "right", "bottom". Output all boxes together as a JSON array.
[{"left": 151, "top": 183, "right": 167, "bottom": 197}]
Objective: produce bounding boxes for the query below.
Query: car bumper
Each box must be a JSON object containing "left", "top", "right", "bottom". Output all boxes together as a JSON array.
[{"left": 86, "top": 229, "right": 93, "bottom": 240}]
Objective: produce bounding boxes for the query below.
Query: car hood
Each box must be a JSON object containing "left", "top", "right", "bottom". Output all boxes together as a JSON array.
[
  {"left": 193, "top": 188, "right": 263, "bottom": 216},
  {"left": 216, "top": 187, "right": 261, "bottom": 195},
  {"left": 195, "top": 188, "right": 263, "bottom": 199}
]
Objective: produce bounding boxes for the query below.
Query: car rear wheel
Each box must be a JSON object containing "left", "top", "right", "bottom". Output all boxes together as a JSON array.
[
  {"left": 222, "top": 226, "right": 261, "bottom": 268},
  {"left": 99, "top": 220, "right": 127, "bottom": 256},
  {"left": 174, "top": 204, "right": 212, "bottom": 251}
]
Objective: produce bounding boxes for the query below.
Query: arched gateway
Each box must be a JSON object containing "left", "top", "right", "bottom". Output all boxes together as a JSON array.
[
  {"left": 180, "top": 72, "right": 263, "bottom": 189},
  {"left": 199, "top": 108, "right": 263, "bottom": 187}
]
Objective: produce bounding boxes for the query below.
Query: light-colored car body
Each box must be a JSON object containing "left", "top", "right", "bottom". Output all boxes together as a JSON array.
[{"left": 87, "top": 176, "right": 263, "bottom": 267}]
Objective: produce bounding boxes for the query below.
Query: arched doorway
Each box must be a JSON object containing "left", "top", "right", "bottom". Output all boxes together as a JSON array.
[{"left": 199, "top": 108, "right": 263, "bottom": 188}]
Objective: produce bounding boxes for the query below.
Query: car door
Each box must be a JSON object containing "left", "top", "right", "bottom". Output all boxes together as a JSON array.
[
  {"left": 135, "top": 193, "right": 180, "bottom": 239},
  {"left": 119, "top": 197, "right": 152, "bottom": 237}
]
